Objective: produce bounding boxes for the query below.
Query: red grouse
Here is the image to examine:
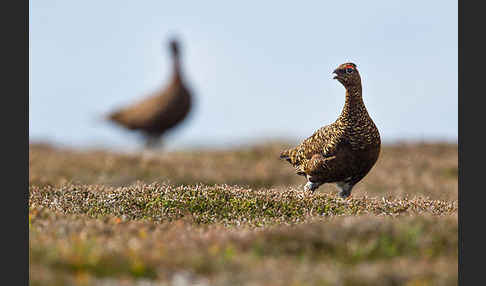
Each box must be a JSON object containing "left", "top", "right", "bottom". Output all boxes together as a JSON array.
[
  {"left": 280, "top": 63, "right": 380, "bottom": 198},
  {"left": 108, "top": 39, "right": 192, "bottom": 148}
]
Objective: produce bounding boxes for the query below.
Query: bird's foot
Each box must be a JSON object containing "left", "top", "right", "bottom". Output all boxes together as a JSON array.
[
  {"left": 304, "top": 181, "right": 321, "bottom": 192},
  {"left": 336, "top": 181, "right": 354, "bottom": 198},
  {"left": 144, "top": 135, "right": 163, "bottom": 150},
  {"left": 338, "top": 190, "right": 352, "bottom": 198}
]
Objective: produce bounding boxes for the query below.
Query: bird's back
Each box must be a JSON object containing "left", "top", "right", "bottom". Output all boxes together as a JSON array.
[{"left": 109, "top": 80, "right": 191, "bottom": 134}]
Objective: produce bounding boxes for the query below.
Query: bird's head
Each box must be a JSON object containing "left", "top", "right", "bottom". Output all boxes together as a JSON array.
[
  {"left": 169, "top": 38, "right": 180, "bottom": 58},
  {"left": 333, "top": 62, "right": 361, "bottom": 88}
]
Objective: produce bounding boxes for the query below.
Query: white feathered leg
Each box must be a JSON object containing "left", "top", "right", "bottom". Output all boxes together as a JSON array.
[{"left": 304, "top": 180, "right": 322, "bottom": 192}]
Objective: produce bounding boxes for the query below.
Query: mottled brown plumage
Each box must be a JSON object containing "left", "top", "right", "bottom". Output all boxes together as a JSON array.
[
  {"left": 280, "top": 63, "right": 380, "bottom": 197},
  {"left": 108, "top": 39, "right": 192, "bottom": 147}
]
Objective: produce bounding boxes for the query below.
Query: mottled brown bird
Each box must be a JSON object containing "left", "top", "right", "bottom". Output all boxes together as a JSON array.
[
  {"left": 108, "top": 38, "right": 192, "bottom": 148},
  {"left": 280, "top": 63, "right": 380, "bottom": 198}
]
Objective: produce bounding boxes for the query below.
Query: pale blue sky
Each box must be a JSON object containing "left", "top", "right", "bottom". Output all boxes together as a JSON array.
[{"left": 29, "top": 0, "right": 457, "bottom": 150}]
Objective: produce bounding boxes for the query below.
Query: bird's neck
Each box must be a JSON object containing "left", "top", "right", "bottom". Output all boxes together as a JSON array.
[
  {"left": 339, "top": 85, "right": 367, "bottom": 121},
  {"left": 172, "top": 57, "right": 183, "bottom": 83}
]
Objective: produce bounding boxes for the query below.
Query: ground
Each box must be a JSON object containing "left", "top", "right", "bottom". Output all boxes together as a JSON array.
[{"left": 29, "top": 141, "right": 458, "bottom": 286}]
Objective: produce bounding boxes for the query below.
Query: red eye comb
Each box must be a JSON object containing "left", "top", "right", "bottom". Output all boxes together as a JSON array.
[{"left": 345, "top": 64, "right": 355, "bottom": 69}]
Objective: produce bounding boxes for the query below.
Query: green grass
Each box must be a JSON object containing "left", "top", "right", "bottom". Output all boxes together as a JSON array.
[{"left": 30, "top": 183, "right": 456, "bottom": 225}]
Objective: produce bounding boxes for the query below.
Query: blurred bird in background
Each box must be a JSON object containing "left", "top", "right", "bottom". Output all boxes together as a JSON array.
[{"left": 107, "top": 38, "right": 192, "bottom": 149}]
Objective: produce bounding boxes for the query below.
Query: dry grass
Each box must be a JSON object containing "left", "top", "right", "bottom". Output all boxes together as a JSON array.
[
  {"left": 29, "top": 142, "right": 458, "bottom": 286},
  {"left": 29, "top": 142, "right": 457, "bottom": 200}
]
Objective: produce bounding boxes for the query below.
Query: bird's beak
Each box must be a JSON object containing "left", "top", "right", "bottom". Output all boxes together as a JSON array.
[{"left": 333, "top": 69, "right": 340, "bottom": 79}]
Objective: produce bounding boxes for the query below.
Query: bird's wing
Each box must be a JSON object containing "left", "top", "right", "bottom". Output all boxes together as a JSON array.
[
  {"left": 301, "top": 123, "right": 343, "bottom": 159},
  {"left": 281, "top": 123, "right": 343, "bottom": 167}
]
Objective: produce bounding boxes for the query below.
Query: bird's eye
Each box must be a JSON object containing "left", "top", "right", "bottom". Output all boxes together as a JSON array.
[{"left": 345, "top": 68, "right": 354, "bottom": 74}]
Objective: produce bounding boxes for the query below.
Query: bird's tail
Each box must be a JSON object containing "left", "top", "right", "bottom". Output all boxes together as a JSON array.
[
  {"left": 279, "top": 149, "right": 289, "bottom": 159},
  {"left": 280, "top": 148, "right": 306, "bottom": 176},
  {"left": 279, "top": 149, "right": 294, "bottom": 164},
  {"left": 87, "top": 111, "right": 116, "bottom": 127},
  {"left": 107, "top": 110, "right": 122, "bottom": 122}
]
